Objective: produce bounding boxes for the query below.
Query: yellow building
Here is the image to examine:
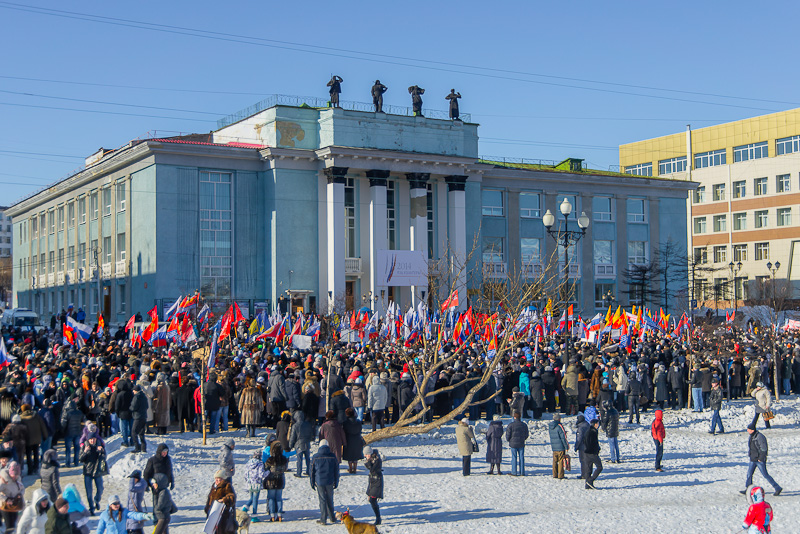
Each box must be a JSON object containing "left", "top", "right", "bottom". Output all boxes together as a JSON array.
[{"left": 620, "top": 108, "right": 800, "bottom": 309}]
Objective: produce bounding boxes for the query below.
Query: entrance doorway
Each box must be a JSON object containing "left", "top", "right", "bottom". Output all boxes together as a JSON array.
[{"left": 345, "top": 281, "right": 355, "bottom": 310}]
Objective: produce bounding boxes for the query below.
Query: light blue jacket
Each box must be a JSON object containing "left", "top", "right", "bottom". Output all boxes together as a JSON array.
[{"left": 95, "top": 507, "right": 151, "bottom": 534}]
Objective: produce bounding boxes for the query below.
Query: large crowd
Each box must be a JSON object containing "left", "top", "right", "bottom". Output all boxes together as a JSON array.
[{"left": 0, "top": 308, "right": 796, "bottom": 533}]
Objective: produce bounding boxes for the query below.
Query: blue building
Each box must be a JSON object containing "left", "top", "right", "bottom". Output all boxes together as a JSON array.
[{"left": 7, "top": 94, "right": 693, "bottom": 323}]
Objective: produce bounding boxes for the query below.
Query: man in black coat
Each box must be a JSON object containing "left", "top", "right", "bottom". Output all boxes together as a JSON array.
[
  {"left": 742, "top": 423, "right": 782, "bottom": 496},
  {"left": 574, "top": 414, "right": 589, "bottom": 479},
  {"left": 504, "top": 411, "right": 529, "bottom": 476},
  {"left": 285, "top": 371, "right": 302, "bottom": 414},
  {"left": 583, "top": 418, "right": 603, "bottom": 489},
  {"left": 204, "top": 372, "right": 223, "bottom": 434},
  {"left": 130, "top": 385, "right": 148, "bottom": 453},
  {"left": 143, "top": 443, "right": 175, "bottom": 490},
  {"left": 113, "top": 377, "right": 134, "bottom": 447}
]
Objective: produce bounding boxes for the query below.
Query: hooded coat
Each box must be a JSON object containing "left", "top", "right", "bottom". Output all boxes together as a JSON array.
[
  {"left": 153, "top": 473, "right": 177, "bottom": 522},
  {"left": 289, "top": 410, "right": 314, "bottom": 452},
  {"left": 342, "top": 416, "right": 364, "bottom": 462},
  {"left": 484, "top": 420, "right": 504, "bottom": 464},
  {"left": 126, "top": 476, "right": 148, "bottom": 531},
  {"left": 651, "top": 410, "right": 665, "bottom": 443},
  {"left": 143, "top": 444, "right": 174, "bottom": 489},
  {"left": 39, "top": 449, "right": 61, "bottom": 502},
  {"left": 319, "top": 419, "right": 346, "bottom": 462},
  {"left": 218, "top": 439, "right": 235, "bottom": 479},
  {"left": 16, "top": 488, "right": 50, "bottom": 534},
  {"left": 365, "top": 453, "right": 383, "bottom": 499}
]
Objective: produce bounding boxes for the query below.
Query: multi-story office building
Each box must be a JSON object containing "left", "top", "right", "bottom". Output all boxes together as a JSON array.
[
  {"left": 620, "top": 108, "right": 800, "bottom": 308},
  {"left": 7, "top": 94, "right": 692, "bottom": 323},
  {"left": 0, "top": 207, "right": 12, "bottom": 257}
]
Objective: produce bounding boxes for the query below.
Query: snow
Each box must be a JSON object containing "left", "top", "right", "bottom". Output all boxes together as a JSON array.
[{"left": 23, "top": 399, "right": 800, "bottom": 533}]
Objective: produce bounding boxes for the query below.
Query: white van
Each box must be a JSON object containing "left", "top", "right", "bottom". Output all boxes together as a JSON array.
[{"left": 1, "top": 308, "right": 43, "bottom": 332}]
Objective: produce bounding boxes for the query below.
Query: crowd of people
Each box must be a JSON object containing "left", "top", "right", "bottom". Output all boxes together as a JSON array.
[{"left": 0, "top": 308, "right": 795, "bottom": 532}]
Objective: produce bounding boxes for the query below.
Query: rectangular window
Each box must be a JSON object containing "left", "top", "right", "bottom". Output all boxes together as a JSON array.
[
  {"left": 118, "top": 284, "right": 126, "bottom": 315},
  {"left": 776, "top": 135, "right": 800, "bottom": 156},
  {"left": 658, "top": 156, "right": 687, "bottom": 175},
  {"left": 624, "top": 162, "right": 652, "bottom": 176},
  {"left": 627, "top": 198, "right": 646, "bottom": 223},
  {"left": 520, "top": 238, "right": 541, "bottom": 263},
  {"left": 592, "top": 196, "right": 612, "bottom": 221},
  {"left": 91, "top": 192, "right": 98, "bottom": 220},
  {"left": 67, "top": 202, "right": 75, "bottom": 228},
  {"left": 482, "top": 190, "right": 504, "bottom": 216},
  {"left": 48, "top": 211, "right": 55, "bottom": 234},
  {"left": 344, "top": 177, "right": 356, "bottom": 258},
  {"left": 734, "top": 141, "right": 768, "bottom": 163},
  {"left": 693, "top": 186, "right": 706, "bottom": 204},
  {"left": 57, "top": 206, "right": 64, "bottom": 231},
  {"left": 733, "top": 212, "right": 747, "bottom": 231},
  {"left": 712, "top": 183, "right": 726, "bottom": 201},
  {"left": 482, "top": 237, "right": 504, "bottom": 262},
  {"left": 733, "top": 180, "right": 746, "bottom": 199},
  {"left": 116, "top": 233, "right": 126, "bottom": 261},
  {"left": 57, "top": 249, "right": 64, "bottom": 271},
  {"left": 693, "top": 216, "right": 707, "bottom": 234},
  {"left": 595, "top": 283, "right": 615, "bottom": 309},
  {"left": 199, "top": 171, "right": 233, "bottom": 298},
  {"left": 103, "top": 236, "right": 111, "bottom": 264},
  {"left": 519, "top": 192, "right": 541, "bottom": 218},
  {"left": 103, "top": 188, "right": 112, "bottom": 216},
  {"left": 694, "top": 247, "right": 707, "bottom": 264},
  {"left": 48, "top": 251, "right": 54, "bottom": 273},
  {"left": 427, "top": 182, "right": 434, "bottom": 260},
  {"left": 754, "top": 177, "right": 767, "bottom": 196},
  {"left": 31, "top": 217, "right": 37, "bottom": 239},
  {"left": 116, "top": 182, "right": 126, "bottom": 212},
  {"left": 68, "top": 245, "right": 75, "bottom": 271},
  {"left": 733, "top": 244, "right": 748, "bottom": 262},
  {"left": 755, "top": 242, "right": 769, "bottom": 261},
  {"left": 694, "top": 148, "right": 727, "bottom": 169},
  {"left": 386, "top": 181, "right": 396, "bottom": 250},
  {"left": 78, "top": 242, "right": 86, "bottom": 270},
  {"left": 79, "top": 197, "right": 86, "bottom": 224},
  {"left": 713, "top": 214, "right": 727, "bottom": 232},
  {"left": 628, "top": 241, "right": 647, "bottom": 265},
  {"left": 593, "top": 240, "right": 613, "bottom": 264},
  {"left": 713, "top": 246, "right": 727, "bottom": 263},
  {"left": 777, "top": 207, "right": 791, "bottom": 227},
  {"left": 755, "top": 210, "right": 768, "bottom": 228},
  {"left": 777, "top": 174, "right": 790, "bottom": 193}
]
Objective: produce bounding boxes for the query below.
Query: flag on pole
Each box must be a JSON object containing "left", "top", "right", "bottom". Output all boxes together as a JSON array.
[
  {"left": 441, "top": 290, "right": 459, "bottom": 312},
  {"left": 97, "top": 313, "right": 105, "bottom": 333},
  {"left": 125, "top": 314, "right": 136, "bottom": 332},
  {"left": 163, "top": 297, "right": 182, "bottom": 321},
  {"left": 0, "top": 338, "right": 10, "bottom": 370}
]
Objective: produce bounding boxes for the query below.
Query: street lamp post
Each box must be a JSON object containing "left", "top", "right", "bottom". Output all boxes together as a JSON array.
[
  {"left": 543, "top": 198, "right": 590, "bottom": 363},
  {"left": 766, "top": 261, "right": 781, "bottom": 400},
  {"left": 728, "top": 260, "right": 742, "bottom": 318}
]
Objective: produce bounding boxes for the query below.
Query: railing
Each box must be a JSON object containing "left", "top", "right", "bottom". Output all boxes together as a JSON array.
[
  {"left": 65, "top": 269, "right": 75, "bottom": 284},
  {"left": 56, "top": 271, "right": 65, "bottom": 284},
  {"left": 480, "top": 155, "right": 560, "bottom": 167},
  {"left": 115, "top": 260, "right": 127, "bottom": 277},
  {"left": 484, "top": 261, "right": 507, "bottom": 278},
  {"left": 101, "top": 263, "right": 112, "bottom": 278},
  {"left": 217, "top": 94, "right": 471, "bottom": 129},
  {"left": 557, "top": 263, "right": 581, "bottom": 278},
  {"left": 522, "top": 262, "right": 543, "bottom": 277},
  {"left": 47, "top": 272, "right": 55, "bottom": 285},
  {"left": 595, "top": 264, "right": 616, "bottom": 277},
  {"left": 345, "top": 257, "right": 362, "bottom": 275}
]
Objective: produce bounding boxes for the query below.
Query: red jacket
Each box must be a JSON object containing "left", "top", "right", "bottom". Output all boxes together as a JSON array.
[
  {"left": 651, "top": 410, "right": 665, "bottom": 442},
  {"left": 743, "top": 501, "right": 772, "bottom": 533}
]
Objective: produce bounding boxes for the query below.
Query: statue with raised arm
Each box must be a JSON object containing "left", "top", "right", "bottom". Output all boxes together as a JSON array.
[
  {"left": 327, "top": 75, "right": 343, "bottom": 107},
  {"left": 446, "top": 89, "right": 462, "bottom": 120},
  {"left": 371, "top": 80, "right": 388, "bottom": 112},
  {"left": 408, "top": 85, "right": 425, "bottom": 116}
]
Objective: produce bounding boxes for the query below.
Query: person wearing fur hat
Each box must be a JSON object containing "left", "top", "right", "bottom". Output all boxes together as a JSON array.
[
  {"left": 204, "top": 470, "right": 236, "bottom": 533},
  {"left": 455, "top": 418, "right": 477, "bottom": 476},
  {"left": 152, "top": 373, "right": 171, "bottom": 436},
  {"left": 79, "top": 432, "right": 108, "bottom": 515}
]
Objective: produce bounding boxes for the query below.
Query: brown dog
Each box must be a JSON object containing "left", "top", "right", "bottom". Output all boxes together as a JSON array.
[{"left": 335, "top": 509, "right": 380, "bottom": 534}]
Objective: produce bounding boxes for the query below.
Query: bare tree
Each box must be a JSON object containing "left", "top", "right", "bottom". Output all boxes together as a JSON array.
[
  {"left": 0, "top": 256, "right": 11, "bottom": 306},
  {"left": 622, "top": 261, "right": 661, "bottom": 310},
  {"left": 655, "top": 238, "right": 688, "bottom": 311}
]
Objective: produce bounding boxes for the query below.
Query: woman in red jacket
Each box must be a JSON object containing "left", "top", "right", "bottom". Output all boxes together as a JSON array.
[{"left": 651, "top": 409, "right": 665, "bottom": 472}]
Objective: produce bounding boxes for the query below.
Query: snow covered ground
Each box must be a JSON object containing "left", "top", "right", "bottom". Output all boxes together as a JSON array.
[{"left": 22, "top": 398, "right": 800, "bottom": 533}]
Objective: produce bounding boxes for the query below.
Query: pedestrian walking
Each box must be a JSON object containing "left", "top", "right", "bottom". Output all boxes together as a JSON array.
[
  {"left": 39, "top": 449, "right": 61, "bottom": 503},
  {"left": 143, "top": 444, "right": 175, "bottom": 491},
  {"left": 709, "top": 379, "right": 725, "bottom": 435},
  {"left": 750, "top": 382, "right": 772, "bottom": 430},
  {"left": 126, "top": 469, "right": 148, "bottom": 534},
  {"left": 78, "top": 432, "right": 108, "bottom": 515},
  {"left": 583, "top": 418, "right": 603, "bottom": 489},
  {"left": 94, "top": 494, "right": 153, "bottom": 534},
  {"left": 218, "top": 439, "right": 236, "bottom": 480},
  {"left": 601, "top": 401, "right": 620, "bottom": 463},
  {"left": 264, "top": 441, "right": 288, "bottom": 522},
  {"left": 310, "top": 439, "right": 340, "bottom": 526},
  {"left": 741, "top": 423, "right": 782, "bottom": 496},
  {"left": 129, "top": 385, "right": 148, "bottom": 454},
  {"left": 152, "top": 472, "right": 178, "bottom": 534},
  {"left": 204, "top": 470, "right": 237, "bottom": 534},
  {"left": 288, "top": 411, "right": 313, "bottom": 477},
  {"left": 363, "top": 446, "right": 383, "bottom": 526},
  {"left": 243, "top": 451, "right": 267, "bottom": 520}
]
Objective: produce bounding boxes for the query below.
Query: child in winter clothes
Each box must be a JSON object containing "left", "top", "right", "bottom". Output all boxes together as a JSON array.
[
  {"left": 126, "top": 469, "right": 148, "bottom": 533},
  {"left": 61, "top": 483, "right": 91, "bottom": 534},
  {"left": 743, "top": 486, "right": 773, "bottom": 533},
  {"left": 243, "top": 451, "right": 267, "bottom": 519},
  {"left": 651, "top": 409, "right": 665, "bottom": 472}
]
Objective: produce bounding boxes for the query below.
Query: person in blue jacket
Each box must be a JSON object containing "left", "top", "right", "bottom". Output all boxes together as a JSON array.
[
  {"left": 95, "top": 494, "right": 153, "bottom": 534},
  {"left": 309, "top": 439, "right": 340, "bottom": 526}
]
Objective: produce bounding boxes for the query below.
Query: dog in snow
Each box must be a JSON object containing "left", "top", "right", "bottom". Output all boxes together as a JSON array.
[
  {"left": 236, "top": 507, "right": 251, "bottom": 534},
  {"left": 335, "top": 509, "right": 380, "bottom": 534}
]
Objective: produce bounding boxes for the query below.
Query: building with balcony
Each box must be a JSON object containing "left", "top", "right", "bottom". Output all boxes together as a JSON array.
[
  {"left": 620, "top": 108, "right": 800, "bottom": 309},
  {"left": 7, "top": 93, "right": 692, "bottom": 322}
]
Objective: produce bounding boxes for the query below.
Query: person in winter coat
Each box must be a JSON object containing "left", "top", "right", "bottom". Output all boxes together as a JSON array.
[
  {"left": 143, "top": 444, "right": 175, "bottom": 491},
  {"left": 19, "top": 404, "right": 48, "bottom": 476},
  {"left": 583, "top": 418, "right": 603, "bottom": 490},
  {"left": 267, "top": 368, "right": 288, "bottom": 422},
  {"left": 574, "top": 414, "right": 590, "bottom": 480},
  {"left": 366, "top": 376, "right": 387, "bottom": 432},
  {"left": 113, "top": 379, "right": 134, "bottom": 446},
  {"left": 301, "top": 371, "right": 320, "bottom": 426},
  {"left": 289, "top": 410, "right": 314, "bottom": 477},
  {"left": 16, "top": 487, "right": 50, "bottom": 534},
  {"left": 742, "top": 486, "right": 774, "bottom": 534},
  {"left": 318, "top": 411, "right": 346, "bottom": 463},
  {"left": 39, "top": 449, "right": 61, "bottom": 503},
  {"left": 363, "top": 446, "right": 383, "bottom": 525},
  {"left": 79, "top": 432, "right": 107, "bottom": 515},
  {"left": 600, "top": 401, "right": 621, "bottom": 463},
  {"left": 129, "top": 385, "right": 148, "bottom": 453},
  {"left": 237, "top": 378, "right": 264, "bottom": 438},
  {"left": 243, "top": 451, "right": 267, "bottom": 518},
  {"left": 530, "top": 371, "right": 544, "bottom": 419},
  {"left": 560, "top": 363, "right": 580, "bottom": 415},
  {"left": 455, "top": 419, "right": 477, "bottom": 476},
  {"left": 651, "top": 409, "right": 665, "bottom": 472},
  {"left": 310, "top": 440, "right": 340, "bottom": 526},
  {"left": 548, "top": 414, "right": 569, "bottom": 479},
  {"left": 508, "top": 387, "right": 525, "bottom": 418},
  {"left": 45, "top": 496, "right": 72, "bottom": 534},
  {"left": 94, "top": 494, "right": 153, "bottom": 534},
  {"left": 329, "top": 390, "right": 351, "bottom": 425},
  {"left": 126, "top": 470, "right": 148, "bottom": 534},
  {"left": 2, "top": 414, "right": 29, "bottom": 466},
  {"left": 152, "top": 375, "right": 171, "bottom": 435},
  {"left": 152, "top": 472, "right": 178, "bottom": 534},
  {"left": 484, "top": 415, "right": 504, "bottom": 474},
  {"left": 205, "top": 470, "right": 236, "bottom": 534},
  {"left": 61, "top": 482, "right": 91, "bottom": 534},
  {"left": 275, "top": 411, "right": 292, "bottom": 451},
  {"left": 284, "top": 371, "right": 302, "bottom": 415},
  {"left": 204, "top": 373, "right": 223, "bottom": 435},
  {"left": 626, "top": 371, "right": 642, "bottom": 424},
  {"left": 218, "top": 439, "right": 235, "bottom": 480},
  {"left": 505, "top": 411, "right": 530, "bottom": 476},
  {"left": 0, "top": 461, "right": 25, "bottom": 531},
  {"left": 751, "top": 382, "right": 772, "bottom": 430},
  {"left": 653, "top": 365, "right": 668, "bottom": 410},
  {"left": 709, "top": 379, "right": 725, "bottom": 435},
  {"left": 264, "top": 441, "right": 289, "bottom": 522},
  {"left": 342, "top": 409, "right": 364, "bottom": 473},
  {"left": 743, "top": 423, "right": 782, "bottom": 496}
]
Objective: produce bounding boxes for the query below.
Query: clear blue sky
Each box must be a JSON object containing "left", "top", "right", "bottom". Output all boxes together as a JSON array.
[{"left": 3, "top": 0, "right": 800, "bottom": 203}]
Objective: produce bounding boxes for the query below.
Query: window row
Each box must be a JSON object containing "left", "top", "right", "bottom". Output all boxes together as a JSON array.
[
  {"left": 28, "top": 183, "right": 126, "bottom": 239},
  {"left": 693, "top": 174, "right": 797, "bottom": 204},
  {"left": 694, "top": 207, "right": 792, "bottom": 234},
  {"left": 482, "top": 191, "right": 647, "bottom": 223},
  {"left": 694, "top": 242, "right": 769, "bottom": 264}
]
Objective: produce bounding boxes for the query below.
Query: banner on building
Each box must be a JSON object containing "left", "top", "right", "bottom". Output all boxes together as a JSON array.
[{"left": 377, "top": 250, "right": 428, "bottom": 287}]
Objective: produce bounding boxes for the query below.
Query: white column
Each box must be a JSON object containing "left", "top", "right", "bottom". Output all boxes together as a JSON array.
[
  {"left": 407, "top": 173, "right": 430, "bottom": 306},
  {"left": 325, "top": 167, "right": 348, "bottom": 312},
  {"left": 446, "top": 176, "right": 468, "bottom": 311},
  {"left": 367, "top": 170, "right": 389, "bottom": 316}
]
